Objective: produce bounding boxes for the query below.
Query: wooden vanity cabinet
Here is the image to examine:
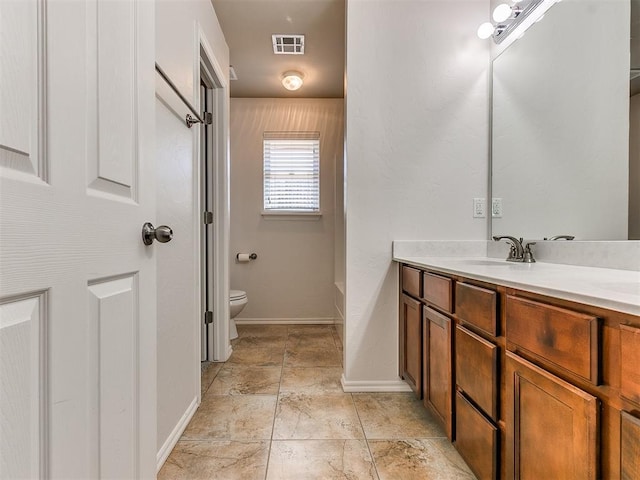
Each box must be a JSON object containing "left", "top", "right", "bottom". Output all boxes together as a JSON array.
[
  {"left": 398, "top": 262, "right": 640, "bottom": 479},
  {"left": 505, "top": 352, "right": 599, "bottom": 479}
]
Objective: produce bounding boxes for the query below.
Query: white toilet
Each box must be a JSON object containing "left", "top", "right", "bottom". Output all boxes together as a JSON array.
[{"left": 229, "top": 289, "right": 248, "bottom": 340}]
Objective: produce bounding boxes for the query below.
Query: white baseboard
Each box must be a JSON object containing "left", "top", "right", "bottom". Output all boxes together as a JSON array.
[
  {"left": 340, "top": 374, "right": 413, "bottom": 393},
  {"left": 156, "top": 396, "right": 200, "bottom": 473},
  {"left": 234, "top": 317, "right": 336, "bottom": 325}
]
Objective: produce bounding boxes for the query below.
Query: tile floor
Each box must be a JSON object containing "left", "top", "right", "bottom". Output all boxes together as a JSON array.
[{"left": 158, "top": 325, "right": 476, "bottom": 480}]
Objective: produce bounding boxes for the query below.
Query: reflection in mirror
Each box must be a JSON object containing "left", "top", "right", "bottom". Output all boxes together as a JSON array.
[{"left": 491, "top": 0, "right": 634, "bottom": 240}]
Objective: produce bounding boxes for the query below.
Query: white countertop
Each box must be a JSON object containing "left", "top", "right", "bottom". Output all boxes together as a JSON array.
[{"left": 393, "top": 255, "right": 640, "bottom": 317}]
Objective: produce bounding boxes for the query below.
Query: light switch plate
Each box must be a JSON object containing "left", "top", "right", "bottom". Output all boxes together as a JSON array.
[
  {"left": 473, "top": 198, "right": 486, "bottom": 218},
  {"left": 492, "top": 198, "right": 503, "bottom": 217}
]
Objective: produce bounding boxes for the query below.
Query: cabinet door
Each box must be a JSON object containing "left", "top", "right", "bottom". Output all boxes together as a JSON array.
[
  {"left": 423, "top": 306, "right": 453, "bottom": 439},
  {"left": 400, "top": 294, "right": 422, "bottom": 397},
  {"left": 621, "top": 411, "right": 640, "bottom": 479},
  {"left": 505, "top": 352, "right": 599, "bottom": 480}
]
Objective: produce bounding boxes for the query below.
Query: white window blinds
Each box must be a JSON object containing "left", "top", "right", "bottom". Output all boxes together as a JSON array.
[{"left": 263, "top": 132, "right": 320, "bottom": 213}]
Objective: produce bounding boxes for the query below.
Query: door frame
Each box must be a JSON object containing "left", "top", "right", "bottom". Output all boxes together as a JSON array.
[{"left": 194, "top": 25, "right": 231, "bottom": 365}]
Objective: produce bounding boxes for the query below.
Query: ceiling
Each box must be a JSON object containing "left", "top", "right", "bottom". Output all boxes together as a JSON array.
[{"left": 210, "top": 0, "right": 345, "bottom": 98}]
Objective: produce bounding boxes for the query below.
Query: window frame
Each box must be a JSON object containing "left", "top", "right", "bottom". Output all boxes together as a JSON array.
[{"left": 262, "top": 131, "right": 321, "bottom": 216}]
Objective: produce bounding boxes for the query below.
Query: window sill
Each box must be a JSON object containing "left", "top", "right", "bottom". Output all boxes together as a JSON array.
[{"left": 261, "top": 210, "right": 322, "bottom": 220}]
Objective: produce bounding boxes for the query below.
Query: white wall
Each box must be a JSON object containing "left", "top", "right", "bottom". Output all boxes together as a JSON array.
[
  {"left": 343, "top": 0, "right": 490, "bottom": 387},
  {"left": 631, "top": 94, "right": 640, "bottom": 240},
  {"left": 335, "top": 96, "right": 346, "bottom": 342},
  {"left": 155, "top": 0, "right": 229, "bottom": 467},
  {"left": 230, "top": 98, "right": 344, "bottom": 323}
]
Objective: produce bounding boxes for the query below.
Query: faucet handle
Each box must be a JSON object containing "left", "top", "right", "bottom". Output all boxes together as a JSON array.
[{"left": 523, "top": 242, "right": 536, "bottom": 263}]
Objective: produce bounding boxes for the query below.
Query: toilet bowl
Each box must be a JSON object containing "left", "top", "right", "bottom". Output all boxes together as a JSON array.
[{"left": 229, "top": 289, "right": 248, "bottom": 340}]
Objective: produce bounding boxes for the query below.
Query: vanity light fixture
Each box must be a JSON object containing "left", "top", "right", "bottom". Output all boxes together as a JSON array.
[
  {"left": 493, "top": 3, "right": 518, "bottom": 22},
  {"left": 477, "top": 0, "right": 545, "bottom": 43},
  {"left": 281, "top": 71, "right": 304, "bottom": 91}
]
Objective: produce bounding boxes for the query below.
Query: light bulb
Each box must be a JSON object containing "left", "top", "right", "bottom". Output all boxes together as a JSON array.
[
  {"left": 281, "top": 71, "right": 304, "bottom": 91},
  {"left": 477, "top": 22, "right": 495, "bottom": 39},
  {"left": 493, "top": 3, "right": 513, "bottom": 22}
]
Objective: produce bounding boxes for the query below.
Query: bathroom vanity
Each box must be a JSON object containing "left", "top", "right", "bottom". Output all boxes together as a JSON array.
[{"left": 395, "top": 255, "right": 640, "bottom": 479}]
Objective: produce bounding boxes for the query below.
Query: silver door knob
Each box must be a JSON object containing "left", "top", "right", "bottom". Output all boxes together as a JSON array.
[{"left": 142, "top": 222, "right": 173, "bottom": 245}]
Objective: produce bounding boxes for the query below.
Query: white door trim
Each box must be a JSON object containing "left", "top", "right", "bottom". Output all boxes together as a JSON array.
[{"left": 196, "top": 24, "right": 231, "bottom": 363}]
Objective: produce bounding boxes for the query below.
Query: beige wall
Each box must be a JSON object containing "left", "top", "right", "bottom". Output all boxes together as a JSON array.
[{"left": 230, "top": 98, "right": 344, "bottom": 322}]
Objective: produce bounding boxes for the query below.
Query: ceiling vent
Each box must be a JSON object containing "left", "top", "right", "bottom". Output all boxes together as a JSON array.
[{"left": 272, "top": 34, "right": 305, "bottom": 55}]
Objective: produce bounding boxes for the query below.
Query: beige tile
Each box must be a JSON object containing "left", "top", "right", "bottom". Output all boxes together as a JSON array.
[
  {"left": 284, "top": 343, "right": 342, "bottom": 367},
  {"left": 353, "top": 393, "right": 447, "bottom": 439},
  {"left": 369, "top": 439, "right": 476, "bottom": 480},
  {"left": 267, "top": 440, "right": 379, "bottom": 480},
  {"left": 332, "top": 330, "right": 343, "bottom": 350},
  {"left": 273, "top": 393, "right": 363, "bottom": 440},
  {"left": 287, "top": 324, "right": 337, "bottom": 336},
  {"left": 280, "top": 367, "right": 345, "bottom": 394},
  {"left": 208, "top": 365, "right": 282, "bottom": 395},
  {"left": 201, "top": 362, "right": 223, "bottom": 396},
  {"left": 286, "top": 331, "right": 336, "bottom": 349},
  {"left": 227, "top": 343, "right": 285, "bottom": 366},
  {"left": 238, "top": 324, "right": 288, "bottom": 338},
  {"left": 233, "top": 334, "right": 287, "bottom": 350},
  {"left": 158, "top": 440, "right": 269, "bottom": 480},
  {"left": 182, "top": 395, "right": 277, "bottom": 440}
]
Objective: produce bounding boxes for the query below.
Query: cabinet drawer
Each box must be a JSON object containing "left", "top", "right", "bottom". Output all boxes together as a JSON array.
[
  {"left": 422, "top": 272, "right": 452, "bottom": 313},
  {"left": 620, "top": 325, "right": 640, "bottom": 405},
  {"left": 506, "top": 296, "right": 600, "bottom": 384},
  {"left": 455, "top": 391, "right": 498, "bottom": 480},
  {"left": 402, "top": 265, "right": 421, "bottom": 299},
  {"left": 455, "top": 325, "right": 498, "bottom": 421},
  {"left": 456, "top": 282, "right": 497, "bottom": 336},
  {"left": 621, "top": 411, "right": 640, "bottom": 479}
]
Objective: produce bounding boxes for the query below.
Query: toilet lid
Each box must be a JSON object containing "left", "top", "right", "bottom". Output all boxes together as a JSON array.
[{"left": 230, "top": 289, "right": 247, "bottom": 301}]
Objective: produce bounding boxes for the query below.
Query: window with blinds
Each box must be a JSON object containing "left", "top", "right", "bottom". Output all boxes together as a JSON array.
[{"left": 263, "top": 132, "right": 320, "bottom": 213}]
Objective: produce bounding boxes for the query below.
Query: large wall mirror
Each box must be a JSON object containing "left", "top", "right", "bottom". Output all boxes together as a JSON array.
[{"left": 491, "top": 0, "right": 638, "bottom": 240}]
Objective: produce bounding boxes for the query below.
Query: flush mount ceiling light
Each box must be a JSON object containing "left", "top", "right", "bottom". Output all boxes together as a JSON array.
[{"left": 281, "top": 71, "right": 304, "bottom": 91}]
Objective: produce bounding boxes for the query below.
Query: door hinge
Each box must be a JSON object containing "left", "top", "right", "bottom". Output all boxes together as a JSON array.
[
  {"left": 204, "top": 112, "right": 213, "bottom": 125},
  {"left": 204, "top": 311, "right": 214, "bottom": 324},
  {"left": 204, "top": 211, "right": 214, "bottom": 224}
]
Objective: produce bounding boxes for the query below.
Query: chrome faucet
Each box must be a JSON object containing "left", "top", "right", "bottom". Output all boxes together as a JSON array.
[
  {"left": 492, "top": 236, "right": 536, "bottom": 263},
  {"left": 492, "top": 236, "right": 524, "bottom": 261},
  {"left": 543, "top": 235, "right": 575, "bottom": 241}
]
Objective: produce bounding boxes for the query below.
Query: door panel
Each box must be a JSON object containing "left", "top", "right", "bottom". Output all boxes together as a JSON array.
[
  {"left": 0, "top": 0, "right": 43, "bottom": 179},
  {"left": 87, "top": 0, "right": 137, "bottom": 200},
  {"left": 88, "top": 275, "right": 139, "bottom": 478},
  {"left": 0, "top": 293, "right": 46, "bottom": 478},
  {"left": 0, "top": 0, "right": 156, "bottom": 477}
]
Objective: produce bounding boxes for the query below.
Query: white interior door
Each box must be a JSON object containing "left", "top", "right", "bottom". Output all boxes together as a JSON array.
[{"left": 0, "top": 0, "right": 156, "bottom": 478}]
